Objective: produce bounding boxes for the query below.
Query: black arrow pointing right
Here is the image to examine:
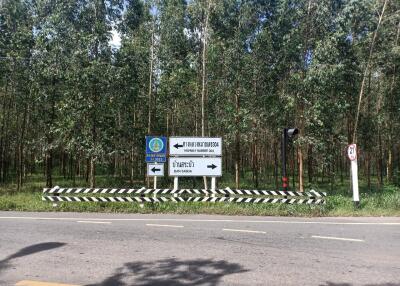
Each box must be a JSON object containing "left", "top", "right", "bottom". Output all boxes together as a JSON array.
[
  {"left": 151, "top": 167, "right": 161, "bottom": 173},
  {"left": 173, "top": 143, "right": 184, "bottom": 149},
  {"left": 207, "top": 164, "right": 217, "bottom": 170}
]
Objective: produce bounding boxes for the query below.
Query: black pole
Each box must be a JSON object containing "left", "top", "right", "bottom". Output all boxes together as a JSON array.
[{"left": 281, "top": 128, "right": 288, "bottom": 191}]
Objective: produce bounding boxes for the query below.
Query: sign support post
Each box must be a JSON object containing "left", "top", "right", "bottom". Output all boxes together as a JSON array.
[
  {"left": 153, "top": 163, "right": 157, "bottom": 189},
  {"left": 281, "top": 128, "right": 298, "bottom": 191},
  {"left": 351, "top": 159, "right": 359, "bottom": 206},
  {"left": 211, "top": 177, "right": 216, "bottom": 191},
  {"left": 174, "top": 177, "right": 179, "bottom": 190},
  {"left": 347, "top": 144, "right": 360, "bottom": 207},
  {"left": 281, "top": 129, "right": 287, "bottom": 191}
]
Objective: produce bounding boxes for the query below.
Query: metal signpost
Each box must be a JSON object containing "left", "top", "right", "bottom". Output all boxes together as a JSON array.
[
  {"left": 347, "top": 144, "right": 359, "bottom": 207},
  {"left": 169, "top": 137, "right": 222, "bottom": 189},
  {"left": 281, "top": 128, "right": 298, "bottom": 191},
  {"left": 146, "top": 136, "right": 167, "bottom": 188}
]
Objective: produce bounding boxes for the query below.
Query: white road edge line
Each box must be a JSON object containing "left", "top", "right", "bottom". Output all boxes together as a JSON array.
[
  {"left": 77, "top": 221, "right": 111, "bottom": 224},
  {"left": 146, "top": 223, "right": 184, "bottom": 228},
  {"left": 311, "top": 235, "right": 364, "bottom": 242},
  {"left": 0, "top": 216, "right": 399, "bottom": 226},
  {"left": 223, "top": 228, "right": 266, "bottom": 234}
]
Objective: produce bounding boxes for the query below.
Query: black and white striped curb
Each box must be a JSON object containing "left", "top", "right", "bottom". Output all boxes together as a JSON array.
[
  {"left": 42, "top": 195, "right": 325, "bottom": 205},
  {"left": 185, "top": 197, "right": 325, "bottom": 204},
  {"left": 42, "top": 196, "right": 185, "bottom": 203},
  {"left": 43, "top": 186, "right": 326, "bottom": 197}
]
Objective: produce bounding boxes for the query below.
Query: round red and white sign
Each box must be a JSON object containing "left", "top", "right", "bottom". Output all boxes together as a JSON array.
[{"left": 347, "top": 144, "right": 357, "bottom": 161}]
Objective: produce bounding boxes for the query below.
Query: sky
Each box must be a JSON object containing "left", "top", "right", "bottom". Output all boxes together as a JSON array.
[{"left": 110, "top": 29, "right": 122, "bottom": 48}]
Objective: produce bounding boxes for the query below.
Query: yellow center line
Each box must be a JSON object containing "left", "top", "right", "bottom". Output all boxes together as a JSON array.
[{"left": 16, "top": 280, "right": 80, "bottom": 286}]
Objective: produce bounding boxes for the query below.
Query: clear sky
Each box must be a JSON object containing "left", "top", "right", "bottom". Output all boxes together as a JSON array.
[{"left": 110, "top": 29, "right": 121, "bottom": 48}]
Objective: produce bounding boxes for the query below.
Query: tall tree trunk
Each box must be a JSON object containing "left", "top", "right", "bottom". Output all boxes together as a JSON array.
[
  {"left": 251, "top": 126, "right": 259, "bottom": 188},
  {"left": 378, "top": 130, "right": 383, "bottom": 188},
  {"left": 45, "top": 77, "right": 56, "bottom": 188},
  {"left": 17, "top": 103, "right": 27, "bottom": 189},
  {"left": 291, "top": 146, "right": 296, "bottom": 190},
  {"left": 90, "top": 110, "right": 96, "bottom": 188},
  {"left": 387, "top": 146, "right": 393, "bottom": 183},
  {"left": 273, "top": 140, "right": 279, "bottom": 190},
  {"left": 62, "top": 152, "right": 67, "bottom": 179},
  {"left": 233, "top": 12, "right": 243, "bottom": 190},
  {"left": 201, "top": 0, "right": 211, "bottom": 190},
  {"left": 387, "top": 21, "right": 400, "bottom": 183},
  {"left": 90, "top": 157, "right": 95, "bottom": 188},
  {"left": 85, "top": 158, "right": 89, "bottom": 183},
  {"left": 297, "top": 120, "right": 304, "bottom": 192},
  {"left": 297, "top": 0, "right": 313, "bottom": 192},
  {"left": 148, "top": 21, "right": 154, "bottom": 135},
  {"left": 367, "top": 152, "right": 371, "bottom": 190},
  {"left": 235, "top": 89, "right": 240, "bottom": 189},
  {"left": 46, "top": 146, "right": 53, "bottom": 188},
  {"left": 307, "top": 144, "right": 313, "bottom": 183},
  {"left": 352, "top": 0, "right": 388, "bottom": 142}
]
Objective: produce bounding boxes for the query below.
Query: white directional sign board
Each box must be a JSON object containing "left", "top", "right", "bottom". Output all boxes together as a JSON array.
[
  {"left": 169, "top": 157, "right": 222, "bottom": 177},
  {"left": 169, "top": 137, "right": 222, "bottom": 156},
  {"left": 147, "top": 163, "right": 164, "bottom": 177}
]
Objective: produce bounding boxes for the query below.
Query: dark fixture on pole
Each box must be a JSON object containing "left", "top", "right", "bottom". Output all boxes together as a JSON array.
[{"left": 281, "top": 128, "right": 298, "bottom": 191}]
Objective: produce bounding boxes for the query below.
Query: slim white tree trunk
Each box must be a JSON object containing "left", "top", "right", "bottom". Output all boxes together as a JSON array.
[
  {"left": 352, "top": 0, "right": 388, "bottom": 143},
  {"left": 201, "top": 0, "right": 211, "bottom": 190}
]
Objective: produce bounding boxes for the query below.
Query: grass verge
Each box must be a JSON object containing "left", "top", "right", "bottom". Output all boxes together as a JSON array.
[{"left": 0, "top": 176, "right": 399, "bottom": 216}]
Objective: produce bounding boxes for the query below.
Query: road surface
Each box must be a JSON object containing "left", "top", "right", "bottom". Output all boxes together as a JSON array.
[{"left": 0, "top": 212, "right": 399, "bottom": 286}]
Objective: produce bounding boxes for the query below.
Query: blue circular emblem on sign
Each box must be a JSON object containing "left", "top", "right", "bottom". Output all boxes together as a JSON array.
[{"left": 149, "top": 138, "right": 164, "bottom": 153}]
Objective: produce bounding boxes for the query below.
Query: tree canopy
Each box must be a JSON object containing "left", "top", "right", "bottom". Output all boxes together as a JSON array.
[{"left": 0, "top": 0, "right": 399, "bottom": 190}]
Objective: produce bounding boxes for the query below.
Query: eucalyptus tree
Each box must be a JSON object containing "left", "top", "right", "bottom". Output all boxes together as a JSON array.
[
  {"left": 31, "top": 0, "right": 80, "bottom": 187},
  {"left": 208, "top": 0, "right": 266, "bottom": 188},
  {"left": 113, "top": 0, "right": 149, "bottom": 180},
  {"left": 0, "top": 0, "right": 34, "bottom": 188},
  {"left": 70, "top": 0, "right": 122, "bottom": 187},
  {"left": 0, "top": 0, "right": 399, "bottom": 191},
  {"left": 381, "top": 3, "right": 400, "bottom": 183},
  {"left": 158, "top": 0, "right": 194, "bottom": 136}
]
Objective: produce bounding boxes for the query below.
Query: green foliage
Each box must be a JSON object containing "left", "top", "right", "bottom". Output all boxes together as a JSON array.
[{"left": 0, "top": 0, "right": 399, "bottom": 193}]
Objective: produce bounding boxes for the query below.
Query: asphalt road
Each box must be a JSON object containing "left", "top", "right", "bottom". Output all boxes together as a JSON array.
[{"left": 0, "top": 212, "right": 399, "bottom": 286}]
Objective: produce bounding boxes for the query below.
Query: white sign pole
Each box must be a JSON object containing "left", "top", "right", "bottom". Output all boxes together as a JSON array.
[
  {"left": 351, "top": 159, "right": 360, "bottom": 206},
  {"left": 211, "top": 177, "right": 216, "bottom": 197},
  {"left": 347, "top": 144, "right": 360, "bottom": 207},
  {"left": 174, "top": 177, "right": 179, "bottom": 190},
  {"left": 153, "top": 163, "right": 157, "bottom": 189},
  {"left": 211, "top": 177, "right": 216, "bottom": 191}
]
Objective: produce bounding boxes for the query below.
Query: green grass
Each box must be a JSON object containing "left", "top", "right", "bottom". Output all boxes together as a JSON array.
[{"left": 0, "top": 174, "right": 399, "bottom": 216}]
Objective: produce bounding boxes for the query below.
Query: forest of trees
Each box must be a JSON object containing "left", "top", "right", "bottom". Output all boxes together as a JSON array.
[{"left": 0, "top": 0, "right": 399, "bottom": 191}]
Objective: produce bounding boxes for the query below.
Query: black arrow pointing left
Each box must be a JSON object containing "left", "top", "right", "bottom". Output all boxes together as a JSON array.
[
  {"left": 207, "top": 164, "right": 217, "bottom": 169},
  {"left": 151, "top": 167, "right": 161, "bottom": 173},
  {"left": 174, "top": 143, "right": 184, "bottom": 149}
]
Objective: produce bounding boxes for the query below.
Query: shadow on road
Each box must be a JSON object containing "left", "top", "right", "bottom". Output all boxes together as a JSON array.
[
  {"left": 321, "top": 283, "right": 400, "bottom": 286},
  {"left": 0, "top": 242, "right": 66, "bottom": 272},
  {"left": 87, "top": 258, "right": 248, "bottom": 286}
]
